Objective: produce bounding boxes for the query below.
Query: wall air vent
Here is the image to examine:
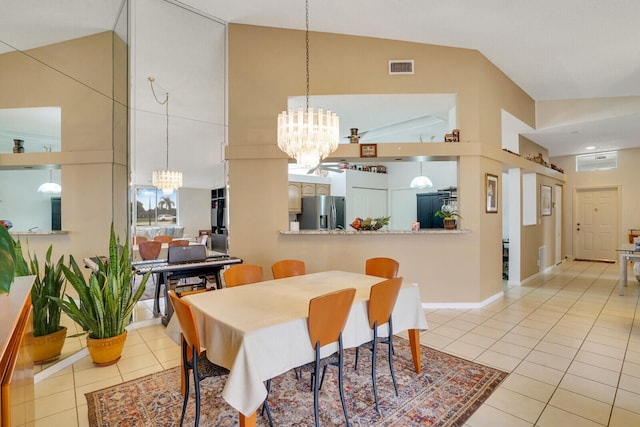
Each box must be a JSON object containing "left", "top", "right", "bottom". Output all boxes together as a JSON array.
[
  {"left": 576, "top": 151, "right": 617, "bottom": 172},
  {"left": 389, "top": 60, "right": 414, "bottom": 75}
]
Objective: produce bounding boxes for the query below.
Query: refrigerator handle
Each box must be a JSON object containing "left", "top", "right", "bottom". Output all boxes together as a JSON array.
[{"left": 330, "top": 201, "right": 336, "bottom": 230}]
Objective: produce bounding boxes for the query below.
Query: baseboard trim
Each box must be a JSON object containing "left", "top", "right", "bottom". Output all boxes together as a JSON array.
[{"left": 422, "top": 290, "right": 504, "bottom": 309}]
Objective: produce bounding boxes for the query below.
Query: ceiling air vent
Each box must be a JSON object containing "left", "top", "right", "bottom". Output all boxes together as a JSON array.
[
  {"left": 389, "top": 60, "right": 414, "bottom": 75},
  {"left": 576, "top": 151, "right": 617, "bottom": 172}
]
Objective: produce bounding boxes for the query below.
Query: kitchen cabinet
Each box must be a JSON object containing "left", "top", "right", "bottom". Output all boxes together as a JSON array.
[
  {"left": 289, "top": 182, "right": 331, "bottom": 213},
  {"left": 288, "top": 182, "right": 302, "bottom": 213},
  {"left": 301, "top": 183, "right": 316, "bottom": 197},
  {"left": 416, "top": 193, "right": 444, "bottom": 229},
  {"left": 315, "top": 184, "right": 330, "bottom": 196}
]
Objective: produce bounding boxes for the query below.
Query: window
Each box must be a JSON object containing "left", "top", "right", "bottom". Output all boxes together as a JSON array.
[
  {"left": 135, "top": 187, "right": 177, "bottom": 226},
  {"left": 576, "top": 151, "right": 617, "bottom": 172}
]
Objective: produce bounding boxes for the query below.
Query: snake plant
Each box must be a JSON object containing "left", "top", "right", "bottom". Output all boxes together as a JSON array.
[
  {"left": 53, "top": 224, "right": 151, "bottom": 339},
  {"left": 29, "top": 245, "right": 66, "bottom": 337},
  {"left": 0, "top": 227, "right": 30, "bottom": 294}
]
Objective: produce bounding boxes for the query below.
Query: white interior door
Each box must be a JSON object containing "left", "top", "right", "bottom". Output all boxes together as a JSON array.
[
  {"left": 555, "top": 184, "right": 562, "bottom": 264},
  {"left": 575, "top": 187, "right": 618, "bottom": 261}
]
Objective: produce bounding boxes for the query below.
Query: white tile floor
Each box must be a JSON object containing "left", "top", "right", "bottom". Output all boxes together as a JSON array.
[{"left": 34, "top": 259, "right": 640, "bottom": 426}]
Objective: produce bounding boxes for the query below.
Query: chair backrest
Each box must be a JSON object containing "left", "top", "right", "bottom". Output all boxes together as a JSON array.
[
  {"left": 271, "top": 259, "right": 306, "bottom": 279},
  {"left": 223, "top": 264, "right": 264, "bottom": 287},
  {"left": 168, "top": 290, "right": 203, "bottom": 357},
  {"left": 367, "top": 277, "right": 403, "bottom": 329},
  {"left": 138, "top": 240, "right": 162, "bottom": 261},
  {"left": 134, "top": 236, "right": 148, "bottom": 245},
  {"left": 198, "top": 234, "right": 209, "bottom": 246},
  {"left": 154, "top": 235, "right": 173, "bottom": 243},
  {"left": 308, "top": 288, "right": 356, "bottom": 349},
  {"left": 168, "top": 239, "right": 190, "bottom": 247},
  {"left": 365, "top": 257, "right": 399, "bottom": 279}
]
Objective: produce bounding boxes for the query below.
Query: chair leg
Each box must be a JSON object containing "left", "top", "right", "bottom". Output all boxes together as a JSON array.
[
  {"left": 261, "top": 379, "right": 274, "bottom": 427},
  {"left": 313, "top": 347, "right": 321, "bottom": 427},
  {"left": 338, "top": 337, "right": 350, "bottom": 426},
  {"left": 193, "top": 356, "right": 201, "bottom": 427},
  {"left": 180, "top": 364, "right": 189, "bottom": 427},
  {"left": 371, "top": 329, "right": 380, "bottom": 415},
  {"left": 388, "top": 335, "right": 398, "bottom": 396}
]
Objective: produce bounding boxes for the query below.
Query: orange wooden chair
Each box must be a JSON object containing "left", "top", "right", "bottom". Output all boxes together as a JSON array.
[
  {"left": 153, "top": 235, "right": 173, "bottom": 243},
  {"left": 168, "top": 290, "right": 229, "bottom": 426},
  {"left": 365, "top": 257, "right": 399, "bottom": 279},
  {"left": 168, "top": 239, "right": 190, "bottom": 247},
  {"left": 265, "top": 288, "right": 356, "bottom": 426},
  {"left": 138, "top": 240, "right": 162, "bottom": 261},
  {"left": 223, "top": 264, "right": 264, "bottom": 287},
  {"left": 271, "top": 259, "right": 306, "bottom": 279},
  {"left": 134, "top": 236, "right": 148, "bottom": 245},
  {"left": 354, "top": 277, "right": 403, "bottom": 414}
]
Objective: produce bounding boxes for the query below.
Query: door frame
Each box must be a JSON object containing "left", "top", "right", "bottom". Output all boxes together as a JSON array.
[{"left": 572, "top": 185, "right": 620, "bottom": 262}]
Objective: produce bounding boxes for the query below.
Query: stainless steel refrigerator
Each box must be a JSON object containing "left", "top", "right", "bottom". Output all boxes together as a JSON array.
[{"left": 300, "top": 195, "right": 345, "bottom": 230}]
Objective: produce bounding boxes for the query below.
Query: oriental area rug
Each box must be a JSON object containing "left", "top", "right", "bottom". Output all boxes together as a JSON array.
[{"left": 86, "top": 339, "right": 507, "bottom": 426}]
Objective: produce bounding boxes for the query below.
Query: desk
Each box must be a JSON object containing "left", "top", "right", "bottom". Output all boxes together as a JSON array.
[
  {"left": 174, "top": 270, "right": 428, "bottom": 426},
  {"left": 618, "top": 244, "right": 640, "bottom": 295}
]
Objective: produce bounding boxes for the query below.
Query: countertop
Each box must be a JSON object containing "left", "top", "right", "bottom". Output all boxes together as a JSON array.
[{"left": 280, "top": 229, "right": 471, "bottom": 235}]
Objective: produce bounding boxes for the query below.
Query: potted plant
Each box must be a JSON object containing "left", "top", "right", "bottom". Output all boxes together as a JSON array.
[
  {"left": 435, "top": 205, "right": 462, "bottom": 230},
  {"left": 0, "top": 225, "right": 30, "bottom": 294},
  {"left": 52, "top": 224, "right": 151, "bottom": 366},
  {"left": 29, "top": 246, "right": 68, "bottom": 364}
]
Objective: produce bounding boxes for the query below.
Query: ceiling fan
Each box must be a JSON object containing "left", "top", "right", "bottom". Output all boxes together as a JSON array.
[
  {"left": 306, "top": 162, "right": 344, "bottom": 176},
  {"left": 342, "top": 114, "right": 445, "bottom": 142}
]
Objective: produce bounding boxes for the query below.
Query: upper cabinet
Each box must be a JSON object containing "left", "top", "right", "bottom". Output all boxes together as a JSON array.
[{"left": 288, "top": 182, "right": 331, "bottom": 213}]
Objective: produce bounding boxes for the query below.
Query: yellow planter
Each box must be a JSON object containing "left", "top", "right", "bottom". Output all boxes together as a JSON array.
[
  {"left": 33, "top": 326, "right": 67, "bottom": 364},
  {"left": 86, "top": 330, "right": 128, "bottom": 366}
]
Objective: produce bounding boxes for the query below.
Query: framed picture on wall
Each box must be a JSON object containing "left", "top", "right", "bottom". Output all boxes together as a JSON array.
[
  {"left": 360, "top": 143, "right": 377, "bottom": 158},
  {"left": 541, "top": 185, "right": 552, "bottom": 216},
  {"left": 486, "top": 173, "right": 498, "bottom": 213}
]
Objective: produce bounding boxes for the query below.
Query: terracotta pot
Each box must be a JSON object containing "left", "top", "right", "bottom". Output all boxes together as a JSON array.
[
  {"left": 33, "top": 326, "right": 67, "bottom": 364},
  {"left": 86, "top": 330, "right": 127, "bottom": 366},
  {"left": 444, "top": 218, "right": 456, "bottom": 230}
]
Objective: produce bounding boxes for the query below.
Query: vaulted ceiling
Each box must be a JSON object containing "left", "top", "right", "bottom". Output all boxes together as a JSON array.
[{"left": 2, "top": 0, "right": 639, "bottom": 157}]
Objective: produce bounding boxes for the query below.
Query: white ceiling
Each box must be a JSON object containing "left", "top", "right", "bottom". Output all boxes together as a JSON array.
[{"left": 2, "top": 0, "right": 639, "bottom": 157}]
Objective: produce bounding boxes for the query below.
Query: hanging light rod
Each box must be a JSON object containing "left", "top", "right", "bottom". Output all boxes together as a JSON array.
[
  {"left": 276, "top": 0, "right": 340, "bottom": 170},
  {"left": 148, "top": 76, "right": 182, "bottom": 195}
]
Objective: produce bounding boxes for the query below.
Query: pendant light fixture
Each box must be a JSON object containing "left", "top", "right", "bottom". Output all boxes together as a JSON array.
[
  {"left": 149, "top": 76, "right": 182, "bottom": 195},
  {"left": 276, "top": 0, "right": 340, "bottom": 170},
  {"left": 37, "top": 168, "right": 61, "bottom": 193},
  {"left": 410, "top": 161, "right": 433, "bottom": 189}
]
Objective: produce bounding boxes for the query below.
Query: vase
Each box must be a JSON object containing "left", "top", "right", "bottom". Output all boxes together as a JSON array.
[
  {"left": 13, "top": 139, "right": 24, "bottom": 153},
  {"left": 86, "top": 330, "right": 127, "bottom": 366},
  {"left": 444, "top": 218, "right": 456, "bottom": 230},
  {"left": 33, "top": 326, "right": 67, "bottom": 364}
]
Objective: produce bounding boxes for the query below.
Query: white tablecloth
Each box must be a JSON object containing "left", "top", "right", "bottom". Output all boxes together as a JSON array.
[{"left": 168, "top": 270, "right": 428, "bottom": 416}]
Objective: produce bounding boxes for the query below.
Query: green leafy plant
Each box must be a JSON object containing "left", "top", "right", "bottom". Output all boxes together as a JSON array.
[
  {"left": 52, "top": 224, "right": 151, "bottom": 339},
  {"left": 434, "top": 205, "right": 462, "bottom": 220},
  {"left": 0, "top": 227, "right": 30, "bottom": 294},
  {"left": 29, "top": 246, "right": 66, "bottom": 337}
]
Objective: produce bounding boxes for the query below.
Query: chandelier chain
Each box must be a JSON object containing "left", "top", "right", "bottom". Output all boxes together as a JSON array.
[
  {"left": 149, "top": 77, "right": 170, "bottom": 170},
  {"left": 305, "top": 0, "right": 310, "bottom": 110}
]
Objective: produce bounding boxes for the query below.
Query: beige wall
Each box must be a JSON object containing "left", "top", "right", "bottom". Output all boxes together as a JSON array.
[
  {"left": 551, "top": 147, "right": 640, "bottom": 258},
  {"left": 227, "top": 24, "right": 540, "bottom": 304},
  {"left": 0, "top": 31, "right": 127, "bottom": 267}
]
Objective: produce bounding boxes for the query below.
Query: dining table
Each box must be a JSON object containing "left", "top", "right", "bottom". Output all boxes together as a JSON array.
[
  {"left": 166, "top": 270, "right": 428, "bottom": 427},
  {"left": 618, "top": 243, "right": 640, "bottom": 295}
]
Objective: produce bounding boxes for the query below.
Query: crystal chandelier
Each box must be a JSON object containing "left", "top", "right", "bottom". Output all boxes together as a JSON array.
[
  {"left": 149, "top": 77, "right": 182, "bottom": 195},
  {"left": 277, "top": 0, "right": 340, "bottom": 170}
]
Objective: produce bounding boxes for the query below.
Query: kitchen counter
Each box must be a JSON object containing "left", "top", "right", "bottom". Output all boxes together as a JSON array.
[
  {"left": 280, "top": 229, "right": 471, "bottom": 235},
  {"left": 10, "top": 230, "right": 69, "bottom": 236}
]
